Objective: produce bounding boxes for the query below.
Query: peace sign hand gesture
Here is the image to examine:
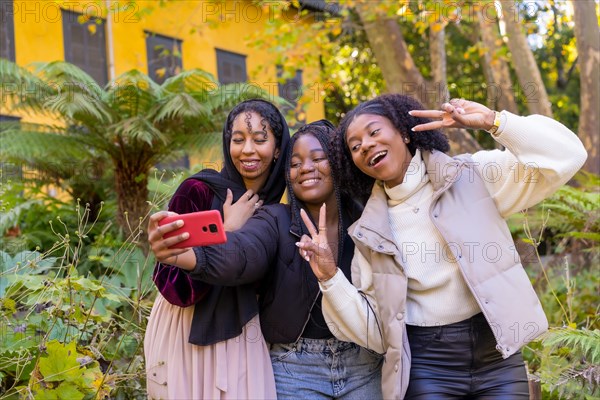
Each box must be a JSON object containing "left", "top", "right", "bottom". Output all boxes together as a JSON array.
[
  {"left": 410, "top": 98, "right": 497, "bottom": 132},
  {"left": 296, "top": 204, "right": 338, "bottom": 282}
]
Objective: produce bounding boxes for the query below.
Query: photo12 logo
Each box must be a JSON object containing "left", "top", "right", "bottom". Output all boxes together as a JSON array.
[{"left": 4, "top": 1, "right": 141, "bottom": 23}]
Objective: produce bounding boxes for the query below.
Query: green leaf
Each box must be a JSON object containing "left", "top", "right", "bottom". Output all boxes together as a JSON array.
[
  {"left": 38, "top": 340, "right": 82, "bottom": 382},
  {"left": 55, "top": 382, "right": 85, "bottom": 400},
  {"left": 34, "top": 389, "right": 60, "bottom": 400}
]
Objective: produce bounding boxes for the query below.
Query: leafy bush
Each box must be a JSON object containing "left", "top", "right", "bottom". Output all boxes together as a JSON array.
[
  {"left": 0, "top": 198, "right": 161, "bottom": 398},
  {"left": 515, "top": 173, "right": 600, "bottom": 399}
]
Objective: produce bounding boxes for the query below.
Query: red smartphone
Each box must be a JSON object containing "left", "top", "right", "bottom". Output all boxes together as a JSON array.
[{"left": 158, "top": 210, "right": 227, "bottom": 248}]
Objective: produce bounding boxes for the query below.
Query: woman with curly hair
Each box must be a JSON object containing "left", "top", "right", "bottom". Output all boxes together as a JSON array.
[
  {"left": 149, "top": 120, "right": 383, "bottom": 399},
  {"left": 145, "top": 99, "right": 289, "bottom": 399},
  {"left": 298, "top": 95, "right": 587, "bottom": 399}
]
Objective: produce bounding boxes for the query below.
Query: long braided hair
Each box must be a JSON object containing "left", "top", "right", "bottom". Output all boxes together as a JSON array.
[{"left": 285, "top": 120, "right": 359, "bottom": 267}]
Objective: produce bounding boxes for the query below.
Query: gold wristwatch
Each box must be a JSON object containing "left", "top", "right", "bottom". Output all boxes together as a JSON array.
[{"left": 487, "top": 111, "right": 501, "bottom": 137}]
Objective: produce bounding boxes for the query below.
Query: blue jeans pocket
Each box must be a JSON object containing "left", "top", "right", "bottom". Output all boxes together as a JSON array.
[
  {"left": 357, "top": 345, "right": 384, "bottom": 374},
  {"left": 270, "top": 343, "right": 296, "bottom": 362}
]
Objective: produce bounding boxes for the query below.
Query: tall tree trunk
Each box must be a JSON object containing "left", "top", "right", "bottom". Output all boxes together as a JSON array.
[
  {"left": 355, "top": 3, "right": 481, "bottom": 154},
  {"left": 355, "top": 3, "right": 433, "bottom": 107},
  {"left": 429, "top": 22, "right": 448, "bottom": 103},
  {"left": 499, "top": 1, "right": 553, "bottom": 116},
  {"left": 476, "top": 3, "right": 519, "bottom": 114},
  {"left": 572, "top": 0, "right": 600, "bottom": 175},
  {"left": 114, "top": 162, "right": 150, "bottom": 253},
  {"left": 429, "top": 22, "right": 481, "bottom": 154}
]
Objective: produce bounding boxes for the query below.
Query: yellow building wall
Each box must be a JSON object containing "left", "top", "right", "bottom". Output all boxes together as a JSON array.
[{"left": 8, "top": 0, "right": 325, "bottom": 127}]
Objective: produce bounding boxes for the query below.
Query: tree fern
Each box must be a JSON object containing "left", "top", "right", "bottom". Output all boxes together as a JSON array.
[
  {"left": 0, "top": 59, "right": 284, "bottom": 239},
  {"left": 542, "top": 328, "right": 600, "bottom": 364},
  {"left": 511, "top": 172, "right": 600, "bottom": 254},
  {"left": 537, "top": 327, "right": 600, "bottom": 397}
]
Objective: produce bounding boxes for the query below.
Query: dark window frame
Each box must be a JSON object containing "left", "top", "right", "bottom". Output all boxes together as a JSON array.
[
  {"left": 0, "top": 0, "right": 16, "bottom": 61},
  {"left": 216, "top": 49, "right": 247, "bottom": 84},
  {"left": 62, "top": 9, "right": 108, "bottom": 86},
  {"left": 0, "top": 115, "right": 20, "bottom": 123},
  {"left": 0, "top": 115, "right": 23, "bottom": 183},
  {"left": 277, "top": 67, "right": 303, "bottom": 106},
  {"left": 145, "top": 31, "right": 183, "bottom": 84}
]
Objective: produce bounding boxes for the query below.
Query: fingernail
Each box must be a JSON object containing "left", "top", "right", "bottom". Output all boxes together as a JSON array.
[
  {"left": 304, "top": 256, "right": 310, "bottom": 262},
  {"left": 411, "top": 127, "right": 416, "bottom": 132},
  {"left": 182, "top": 232, "right": 190, "bottom": 239},
  {"left": 295, "top": 242, "right": 301, "bottom": 247},
  {"left": 408, "top": 111, "right": 413, "bottom": 116},
  {"left": 176, "top": 220, "right": 184, "bottom": 227}
]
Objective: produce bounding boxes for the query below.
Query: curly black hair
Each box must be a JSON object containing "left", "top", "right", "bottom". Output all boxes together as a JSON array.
[
  {"left": 332, "top": 94, "right": 450, "bottom": 204},
  {"left": 224, "top": 99, "right": 284, "bottom": 148}
]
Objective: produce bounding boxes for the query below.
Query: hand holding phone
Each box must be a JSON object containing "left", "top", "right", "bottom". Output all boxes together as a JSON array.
[{"left": 158, "top": 210, "right": 227, "bottom": 249}]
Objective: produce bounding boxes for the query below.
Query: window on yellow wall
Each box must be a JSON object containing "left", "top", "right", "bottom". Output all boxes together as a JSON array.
[
  {"left": 0, "top": 115, "right": 23, "bottom": 185},
  {"left": 216, "top": 49, "right": 247, "bottom": 84},
  {"left": 277, "top": 66, "right": 305, "bottom": 127},
  {"left": 61, "top": 10, "right": 108, "bottom": 86},
  {"left": 0, "top": 0, "right": 15, "bottom": 61},
  {"left": 145, "top": 32, "right": 183, "bottom": 85},
  {"left": 277, "top": 67, "right": 303, "bottom": 107}
]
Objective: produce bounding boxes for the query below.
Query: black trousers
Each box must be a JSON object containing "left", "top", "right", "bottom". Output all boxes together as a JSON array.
[{"left": 405, "top": 313, "right": 530, "bottom": 399}]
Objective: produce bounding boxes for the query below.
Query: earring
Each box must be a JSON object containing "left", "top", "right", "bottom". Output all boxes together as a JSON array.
[
  {"left": 404, "top": 137, "right": 410, "bottom": 143},
  {"left": 273, "top": 157, "right": 278, "bottom": 163}
]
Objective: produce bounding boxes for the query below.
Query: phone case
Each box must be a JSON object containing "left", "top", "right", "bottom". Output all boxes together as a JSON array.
[{"left": 159, "top": 210, "right": 227, "bottom": 248}]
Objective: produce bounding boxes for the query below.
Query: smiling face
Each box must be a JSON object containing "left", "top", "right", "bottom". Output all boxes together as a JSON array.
[
  {"left": 345, "top": 113, "right": 413, "bottom": 188},
  {"left": 289, "top": 134, "right": 335, "bottom": 205},
  {"left": 229, "top": 111, "right": 280, "bottom": 192}
]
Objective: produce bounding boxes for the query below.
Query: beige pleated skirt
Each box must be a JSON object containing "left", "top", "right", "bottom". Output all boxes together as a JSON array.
[{"left": 144, "top": 294, "right": 277, "bottom": 399}]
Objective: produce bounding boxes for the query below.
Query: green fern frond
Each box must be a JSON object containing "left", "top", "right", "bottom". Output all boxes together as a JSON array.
[
  {"left": 152, "top": 92, "right": 210, "bottom": 122},
  {"left": 110, "top": 116, "right": 166, "bottom": 146},
  {"left": 161, "top": 68, "right": 217, "bottom": 94},
  {"left": 0, "top": 59, "right": 57, "bottom": 115},
  {"left": 106, "top": 71, "right": 162, "bottom": 118},
  {"left": 555, "top": 232, "right": 600, "bottom": 243},
  {"left": 44, "top": 91, "right": 113, "bottom": 125},
  {"left": 0, "top": 129, "right": 93, "bottom": 163},
  {"left": 541, "top": 328, "right": 600, "bottom": 365},
  {"left": 31, "top": 61, "right": 104, "bottom": 97}
]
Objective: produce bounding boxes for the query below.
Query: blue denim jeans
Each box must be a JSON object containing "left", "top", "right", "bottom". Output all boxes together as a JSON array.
[{"left": 270, "top": 337, "right": 383, "bottom": 399}]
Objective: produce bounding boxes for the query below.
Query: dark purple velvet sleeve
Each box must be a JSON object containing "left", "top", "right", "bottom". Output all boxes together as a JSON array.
[{"left": 152, "top": 179, "right": 215, "bottom": 307}]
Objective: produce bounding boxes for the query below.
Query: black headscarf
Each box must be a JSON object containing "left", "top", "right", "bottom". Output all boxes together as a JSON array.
[{"left": 185, "top": 99, "right": 290, "bottom": 210}]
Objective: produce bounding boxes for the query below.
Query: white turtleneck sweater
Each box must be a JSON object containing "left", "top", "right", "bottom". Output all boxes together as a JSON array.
[
  {"left": 319, "top": 111, "right": 588, "bottom": 351},
  {"left": 383, "top": 149, "right": 480, "bottom": 326}
]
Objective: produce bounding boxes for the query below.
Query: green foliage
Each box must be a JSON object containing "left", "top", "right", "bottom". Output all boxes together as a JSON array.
[
  {"left": 0, "top": 197, "right": 160, "bottom": 398},
  {"left": 0, "top": 59, "right": 274, "bottom": 234},
  {"left": 530, "top": 327, "right": 600, "bottom": 399},
  {"left": 514, "top": 173, "right": 600, "bottom": 398},
  {"left": 510, "top": 172, "right": 600, "bottom": 255},
  {"left": 319, "top": 9, "right": 384, "bottom": 123},
  {"left": 533, "top": 1, "right": 581, "bottom": 131}
]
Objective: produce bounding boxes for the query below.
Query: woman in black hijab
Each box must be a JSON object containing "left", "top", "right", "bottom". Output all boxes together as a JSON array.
[{"left": 145, "top": 99, "right": 290, "bottom": 399}]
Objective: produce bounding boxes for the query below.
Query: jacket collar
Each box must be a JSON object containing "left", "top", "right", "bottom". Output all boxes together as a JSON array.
[
  {"left": 350, "top": 150, "right": 466, "bottom": 252},
  {"left": 422, "top": 150, "right": 464, "bottom": 193},
  {"left": 349, "top": 181, "right": 397, "bottom": 254}
]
